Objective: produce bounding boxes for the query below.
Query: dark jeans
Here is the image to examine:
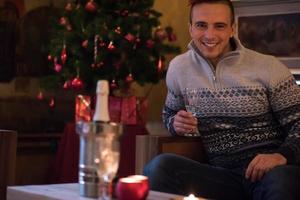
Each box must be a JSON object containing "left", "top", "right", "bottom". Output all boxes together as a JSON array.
[{"left": 143, "top": 153, "right": 300, "bottom": 200}]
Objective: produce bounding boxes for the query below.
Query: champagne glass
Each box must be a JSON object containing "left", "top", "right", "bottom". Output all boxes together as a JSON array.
[
  {"left": 184, "top": 88, "right": 200, "bottom": 137},
  {"left": 94, "top": 132, "right": 120, "bottom": 200}
]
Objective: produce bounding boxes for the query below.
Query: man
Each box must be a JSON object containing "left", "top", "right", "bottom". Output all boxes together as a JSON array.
[{"left": 144, "top": 0, "right": 300, "bottom": 199}]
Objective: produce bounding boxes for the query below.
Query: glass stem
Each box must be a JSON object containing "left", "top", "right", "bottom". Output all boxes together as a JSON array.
[{"left": 98, "top": 181, "right": 112, "bottom": 200}]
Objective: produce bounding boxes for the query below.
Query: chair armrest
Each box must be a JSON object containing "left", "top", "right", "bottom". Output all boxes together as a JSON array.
[
  {"left": 0, "top": 130, "right": 17, "bottom": 200},
  {"left": 135, "top": 135, "right": 207, "bottom": 174}
]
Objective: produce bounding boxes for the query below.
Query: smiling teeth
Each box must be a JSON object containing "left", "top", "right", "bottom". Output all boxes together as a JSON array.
[{"left": 204, "top": 42, "right": 217, "bottom": 47}]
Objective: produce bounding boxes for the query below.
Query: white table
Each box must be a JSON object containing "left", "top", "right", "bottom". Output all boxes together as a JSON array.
[{"left": 7, "top": 183, "right": 193, "bottom": 200}]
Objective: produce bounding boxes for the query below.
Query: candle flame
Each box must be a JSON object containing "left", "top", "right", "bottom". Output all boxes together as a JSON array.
[
  {"left": 128, "top": 175, "right": 148, "bottom": 181},
  {"left": 183, "top": 194, "right": 199, "bottom": 200},
  {"left": 120, "top": 177, "right": 142, "bottom": 183}
]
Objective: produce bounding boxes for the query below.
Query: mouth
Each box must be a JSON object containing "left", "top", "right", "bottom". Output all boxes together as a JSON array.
[{"left": 202, "top": 41, "right": 218, "bottom": 48}]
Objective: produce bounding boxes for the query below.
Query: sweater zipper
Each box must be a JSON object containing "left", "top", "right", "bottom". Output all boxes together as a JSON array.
[{"left": 208, "top": 62, "right": 217, "bottom": 88}]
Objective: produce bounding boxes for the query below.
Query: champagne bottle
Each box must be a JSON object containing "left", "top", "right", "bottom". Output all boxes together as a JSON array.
[{"left": 93, "top": 80, "right": 110, "bottom": 122}]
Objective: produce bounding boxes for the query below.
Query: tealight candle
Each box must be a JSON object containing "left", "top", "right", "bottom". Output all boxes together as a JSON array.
[
  {"left": 183, "top": 194, "right": 199, "bottom": 200},
  {"left": 116, "top": 177, "right": 145, "bottom": 200},
  {"left": 128, "top": 175, "right": 149, "bottom": 200}
]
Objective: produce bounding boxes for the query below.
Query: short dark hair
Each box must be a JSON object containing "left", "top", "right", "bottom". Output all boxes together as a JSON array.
[{"left": 188, "top": 0, "right": 235, "bottom": 25}]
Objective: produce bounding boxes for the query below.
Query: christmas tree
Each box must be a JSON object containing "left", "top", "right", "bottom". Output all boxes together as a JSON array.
[{"left": 43, "top": 0, "right": 180, "bottom": 94}]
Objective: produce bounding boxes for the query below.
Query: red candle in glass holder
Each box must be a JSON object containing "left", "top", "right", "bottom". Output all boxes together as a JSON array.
[
  {"left": 116, "top": 177, "right": 147, "bottom": 200},
  {"left": 128, "top": 175, "right": 149, "bottom": 200}
]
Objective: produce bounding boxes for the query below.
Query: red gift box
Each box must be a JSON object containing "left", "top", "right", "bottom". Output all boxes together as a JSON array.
[
  {"left": 75, "top": 95, "right": 92, "bottom": 122},
  {"left": 120, "top": 96, "right": 148, "bottom": 125},
  {"left": 75, "top": 95, "right": 147, "bottom": 125},
  {"left": 109, "top": 96, "right": 122, "bottom": 123}
]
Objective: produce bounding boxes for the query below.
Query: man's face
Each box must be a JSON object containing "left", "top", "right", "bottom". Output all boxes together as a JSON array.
[{"left": 189, "top": 3, "right": 235, "bottom": 65}]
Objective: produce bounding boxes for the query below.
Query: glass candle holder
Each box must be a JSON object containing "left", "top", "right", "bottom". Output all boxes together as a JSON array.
[
  {"left": 128, "top": 175, "right": 149, "bottom": 200},
  {"left": 116, "top": 176, "right": 149, "bottom": 200}
]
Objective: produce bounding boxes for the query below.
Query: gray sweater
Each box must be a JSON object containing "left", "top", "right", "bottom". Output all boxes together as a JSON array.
[{"left": 163, "top": 38, "right": 300, "bottom": 169}]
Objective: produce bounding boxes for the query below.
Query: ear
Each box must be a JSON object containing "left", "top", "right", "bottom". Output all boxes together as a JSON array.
[
  {"left": 189, "top": 22, "right": 193, "bottom": 37},
  {"left": 231, "top": 23, "right": 236, "bottom": 37}
]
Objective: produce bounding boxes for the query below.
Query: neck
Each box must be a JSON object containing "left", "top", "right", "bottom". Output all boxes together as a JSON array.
[{"left": 210, "top": 39, "right": 234, "bottom": 67}]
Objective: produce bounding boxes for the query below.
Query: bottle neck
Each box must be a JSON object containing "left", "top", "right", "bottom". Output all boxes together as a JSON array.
[{"left": 93, "top": 80, "right": 110, "bottom": 122}]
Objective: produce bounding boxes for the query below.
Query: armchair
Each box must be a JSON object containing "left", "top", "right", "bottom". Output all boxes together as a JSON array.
[
  {"left": 0, "top": 130, "right": 17, "bottom": 200},
  {"left": 135, "top": 134, "right": 207, "bottom": 174}
]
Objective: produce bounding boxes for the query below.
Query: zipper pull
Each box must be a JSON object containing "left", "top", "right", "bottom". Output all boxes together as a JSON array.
[{"left": 213, "top": 75, "right": 216, "bottom": 81}]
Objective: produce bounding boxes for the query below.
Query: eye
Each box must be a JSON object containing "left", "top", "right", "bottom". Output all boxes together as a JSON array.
[
  {"left": 215, "top": 23, "right": 227, "bottom": 30},
  {"left": 194, "top": 22, "right": 207, "bottom": 30}
]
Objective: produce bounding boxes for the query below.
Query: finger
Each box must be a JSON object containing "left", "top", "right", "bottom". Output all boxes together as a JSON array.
[
  {"left": 175, "top": 127, "right": 185, "bottom": 135},
  {"left": 173, "top": 121, "right": 193, "bottom": 135},
  {"left": 256, "top": 168, "right": 265, "bottom": 182},
  {"left": 177, "top": 110, "right": 193, "bottom": 118},
  {"left": 245, "top": 161, "right": 254, "bottom": 179},
  {"left": 250, "top": 167, "right": 259, "bottom": 182},
  {"left": 178, "top": 111, "right": 197, "bottom": 122},
  {"left": 264, "top": 167, "right": 272, "bottom": 173},
  {"left": 179, "top": 123, "right": 196, "bottom": 133},
  {"left": 175, "top": 112, "right": 197, "bottom": 126},
  {"left": 245, "top": 156, "right": 260, "bottom": 179},
  {"left": 183, "top": 116, "right": 198, "bottom": 126},
  {"left": 182, "top": 122, "right": 196, "bottom": 130}
]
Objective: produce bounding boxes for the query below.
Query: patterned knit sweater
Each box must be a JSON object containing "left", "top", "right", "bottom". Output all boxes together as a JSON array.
[{"left": 163, "top": 38, "right": 300, "bottom": 169}]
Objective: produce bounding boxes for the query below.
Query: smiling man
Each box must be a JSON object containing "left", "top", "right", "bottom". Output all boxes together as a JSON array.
[{"left": 144, "top": 0, "right": 300, "bottom": 199}]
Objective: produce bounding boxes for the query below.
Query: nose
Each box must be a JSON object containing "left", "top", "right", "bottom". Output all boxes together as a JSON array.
[{"left": 203, "top": 26, "right": 216, "bottom": 40}]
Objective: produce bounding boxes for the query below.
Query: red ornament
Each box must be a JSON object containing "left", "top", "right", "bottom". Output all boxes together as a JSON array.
[
  {"left": 157, "top": 57, "right": 163, "bottom": 72},
  {"left": 99, "top": 40, "right": 106, "bottom": 47},
  {"left": 66, "top": 25, "right": 72, "bottom": 31},
  {"left": 85, "top": 0, "right": 97, "bottom": 12},
  {"left": 47, "top": 54, "right": 52, "bottom": 61},
  {"left": 165, "top": 26, "right": 177, "bottom": 42},
  {"left": 65, "top": 3, "right": 73, "bottom": 11},
  {"left": 54, "top": 63, "right": 62, "bottom": 72},
  {"left": 168, "top": 33, "right": 177, "bottom": 42},
  {"left": 61, "top": 45, "right": 67, "bottom": 64},
  {"left": 124, "top": 33, "right": 135, "bottom": 42},
  {"left": 59, "top": 17, "right": 67, "bottom": 25},
  {"left": 126, "top": 73, "right": 133, "bottom": 83},
  {"left": 96, "top": 62, "right": 104, "bottom": 68},
  {"left": 146, "top": 39, "right": 154, "bottom": 48},
  {"left": 107, "top": 41, "right": 116, "bottom": 51},
  {"left": 154, "top": 27, "right": 167, "bottom": 41},
  {"left": 135, "top": 37, "right": 141, "bottom": 43},
  {"left": 63, "top": 80, "right": 71, "bottom": 89},
  {"left": 49, "top": 98, "right": 55, "bottom": 108},
  {"left": 36, "top": 91, "right": 44, "bottom": 100},
  {"left": 82, "top": 40, "right": 88, "bottom": 48},
  {"left": 71, "top": 77, "right": 84, "bottom": 90},
  {"left": 110, "top": 79, "right": 117, "bottom": 89},
  {"left": 115, "top": 26, "right": 121, "bottom": 34},
  {"left": 121, "top": 9, "right": 129, "bottom": 17}
]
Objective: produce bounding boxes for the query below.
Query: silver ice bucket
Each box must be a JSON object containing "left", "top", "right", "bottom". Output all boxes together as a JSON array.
[{"left": 76, "top": 121, "right": 123, "bottom": 198}]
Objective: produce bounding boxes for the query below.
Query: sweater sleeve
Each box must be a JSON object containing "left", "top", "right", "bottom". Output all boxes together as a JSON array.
[
  {"left": 162, "top": 60, "right": 185, "bottom": 136},
  {"left": 268, "top": 59, "right": 300, "bottom": 164}
]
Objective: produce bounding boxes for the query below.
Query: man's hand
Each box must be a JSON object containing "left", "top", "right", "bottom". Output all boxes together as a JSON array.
[
  {"left": 245, "top": 153, "right": 287, "bottom": 182},
  {"left": 173, "top": 110, "right": 198, "bottom": 135}
]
